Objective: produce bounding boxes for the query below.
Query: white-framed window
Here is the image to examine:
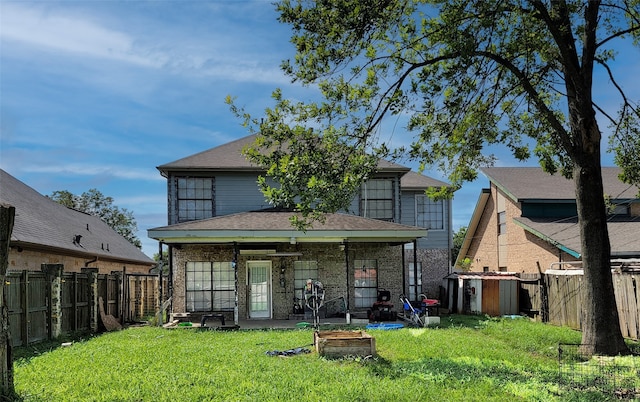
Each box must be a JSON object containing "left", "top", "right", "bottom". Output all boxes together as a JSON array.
[
  {"left": 361, "top": 179, "right": 394, "bottom": 221},
  {"left": 354, "top": 259, "right": 378, "bottom": 308},
  {"left": 186, "top": 261, "right": 234, "bottom": 312},
  {"left": 176, "top": 177, "right": 214, "bottom": 223},
  {"left": 416, "top": 195, "right": 444, "bottom": 230},
  {"left": 408, "top": 262, "right": 422, "bottom": 299},
  {"left": 498, "top": 211, "right": 506, "bottom": 235},
  {"left": 294, "top": 261, "right": 318, "bottom": 302}
]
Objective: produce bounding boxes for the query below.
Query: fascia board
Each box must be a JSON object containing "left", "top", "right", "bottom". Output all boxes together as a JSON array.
[
  {"left": 512, "top": 219, "right": 581, "bottom": 258},
  {"left": 148, "top": 229, "right": 427, "bottom": 243}
]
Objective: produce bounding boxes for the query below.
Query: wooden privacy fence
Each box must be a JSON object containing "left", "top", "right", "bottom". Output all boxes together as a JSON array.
[
  {"left": 5, "top": 264, "right": 168, "bottom": 346},
  {"left": 519, "top": 269, "right": 640, "bottom": 341}
]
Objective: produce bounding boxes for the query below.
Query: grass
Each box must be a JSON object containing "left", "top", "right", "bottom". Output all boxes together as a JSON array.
[{"left": 13, "top": 315, "right": 639, "bottom": 401}]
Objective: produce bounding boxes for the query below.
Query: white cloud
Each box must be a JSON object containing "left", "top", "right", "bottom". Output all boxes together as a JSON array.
[
  {"left": 1, "top": 3, "right": 164, "bottom": 68},
  {"left": 0, "top": 3, "right": 290, "bottom": 86},
  {"left": 21, "top": 163, "right": 163, "bottom": 182}
]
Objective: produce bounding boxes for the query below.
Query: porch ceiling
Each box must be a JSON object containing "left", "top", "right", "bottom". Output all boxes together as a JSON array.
[{"left": 148, "top": 211, "right": 427, "bottom": 244}]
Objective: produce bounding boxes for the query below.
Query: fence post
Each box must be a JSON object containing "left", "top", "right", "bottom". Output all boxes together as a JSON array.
[
  {"left": 82, "top": 268, "right": 99, "bottom": 333},
  {"left": 537, "top": 262, "right": 549, "bottom": 323},
  {"left": 19, "top": 271, "right": 28, "bottom": 346},
  {"left": 112, "top": 270, "right": 125, "bottom": 324},
  {"left": 41, "top": 264, "right": 63, "bottom": 339}
]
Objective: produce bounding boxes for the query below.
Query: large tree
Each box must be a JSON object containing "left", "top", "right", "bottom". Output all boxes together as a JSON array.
[
  {"left": 230, "top": 0, "right": 639, "bottom": 355},
  {"left": 49, "top": 189, "right": 142, "bottom": 248}
]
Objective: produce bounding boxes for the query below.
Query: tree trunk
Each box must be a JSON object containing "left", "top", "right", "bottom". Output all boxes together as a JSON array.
[
  {"left": 573, "top": 138, "right": 629, "bottom": 356},
  {"left": 0, "top": 204, "right": 16, "bottom": 398}
]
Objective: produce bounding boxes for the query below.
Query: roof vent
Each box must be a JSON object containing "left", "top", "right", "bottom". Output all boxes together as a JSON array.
[{"left": 73, "top": 234, "right": 82, "bottom": 245}]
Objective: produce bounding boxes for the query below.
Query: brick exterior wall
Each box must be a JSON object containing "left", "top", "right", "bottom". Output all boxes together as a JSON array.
[
  {"left": 403, "top": 248, "right": 449, "bottom": 300},
  {"left": 171, "top": 242, "right": 406, "bottom": 320},
  {"left": 8, "top": 247, "right": 152, "bottom": 274},
  {"left": 465, "top": 187, "right": 498, "bottom": 271},
  {"left": 464, "top": 184, "right": 577, "bottom": 274}
]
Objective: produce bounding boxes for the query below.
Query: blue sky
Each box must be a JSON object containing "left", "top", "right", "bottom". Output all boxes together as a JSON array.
[{"left": 1, "top": 1, "right": 638, "bottom": 257}]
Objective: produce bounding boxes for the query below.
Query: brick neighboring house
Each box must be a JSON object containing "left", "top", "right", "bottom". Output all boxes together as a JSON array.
[
  {"left": 1, "top": 169, "right": 155, "bottom": 274},
  {"left": 455, "top": 167, "right": 640, "bottom": 274},
  {"left": 147, "top": 135, "right": 453, "bottom": 323}
]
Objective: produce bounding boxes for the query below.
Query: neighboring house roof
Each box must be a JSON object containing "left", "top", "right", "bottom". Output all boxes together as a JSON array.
[
  {"left": 456, "top": 167, "right": 640, "bottom": 267},
  {"left": 514, "top": 216, "right": 640, "bottom": 258},
  {"left": 157, "top": 134, "right": 411, "bottom": 175},
  {"left": 400, "top": 171, "right": 450, "bottom": 190},
  {"left": 0, "top": 169, "right": 154, "bottom": 266},
  {"left": 148, "top": 210, "right": 427, "bottom": 244},
  {"left": 481, "top": 167, "right": 638, "bottom": 202}
]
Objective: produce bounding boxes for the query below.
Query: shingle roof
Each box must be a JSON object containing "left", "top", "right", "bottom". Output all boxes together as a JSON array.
[
  {"left": 514, "top": 216, "right": 640, "bottom": 258},
  {"left": 481, "top": 167, "right": 638, "bottom": 201},
  {"left": 157, "top": 134, "right": 410, "bottom": 174},
  {"left": 0, "top": 169, "right": 154, "bottom": 265},
  {"left": 148, "top": 210, "right": 427, "bottom": 244},
  {"left": 158, "top": 135, "right": 260, "bottom": 172},
  {"left": 400, "top": 171, "right": 450, "bottom": 190}
]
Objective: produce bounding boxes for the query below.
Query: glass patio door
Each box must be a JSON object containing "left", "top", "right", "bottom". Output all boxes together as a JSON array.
[{"left": 247, "top": 261, "right": 272, "bottom": 318}]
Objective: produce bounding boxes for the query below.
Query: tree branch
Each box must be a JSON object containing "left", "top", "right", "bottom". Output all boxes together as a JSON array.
[{"left": 475, "top": 50, "right": 572, "bottom": 151}]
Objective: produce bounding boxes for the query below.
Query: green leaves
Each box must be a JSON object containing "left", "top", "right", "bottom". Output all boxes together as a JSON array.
[
  {"left": 49, "top": 189, "right": 142, "bottom": 248},
  {"left": 229, "top": 0, "right": 640, "bottom": 222}
]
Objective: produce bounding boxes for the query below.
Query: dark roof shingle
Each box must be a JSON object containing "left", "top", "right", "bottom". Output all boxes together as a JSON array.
[
  {"left": 157, "top": 134, "right": 411, "bottom": 173},
  {"left": 150, "top": 210, "right": 423, "bottom": 232},
  {"left": 0, "top": 169, "right": 154, "bottom": 265},
  {"left": 514, "top": 216, "right": 640, "bottom": 257},
  {"left": 481, "top": 167, "right": 638, "bottom": 201},
  {"left": 400, "top": 171, "right": 450, "bottom": 190}
]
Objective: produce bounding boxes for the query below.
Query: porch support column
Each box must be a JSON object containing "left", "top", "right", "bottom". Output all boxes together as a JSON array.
[
  {"left": 233, "top": 242, "right": 239, "bottom": 325},
  {"left": 402, "top": 243, "right": 406, "bottom": 296},
  {"left": 343, "top": 241, "right": 350, "bottom": 318},
  {"left": 413, "top": 239, "right": 418, "bottom": 301}
]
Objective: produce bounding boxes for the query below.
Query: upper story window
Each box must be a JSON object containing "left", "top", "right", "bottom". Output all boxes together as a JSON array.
[
  {"left": 498, "top": 211, "right": 506, "bottom": 235},
  {"left": 609, "top": 203, "right": 629, "bottom": 216},
  {"left": 177, "top": 177, "right": 214, "bottom": 223},
  {"left": 416, "top": 195, "right": 444, "bottom": 230},
  {"left": 361, "top": 178, "right": 394, "bottom": 221}
]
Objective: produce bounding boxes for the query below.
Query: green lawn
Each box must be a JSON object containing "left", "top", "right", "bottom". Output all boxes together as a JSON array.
[{"left": 13, "top": 316, "right": 639, "bottom": 401}]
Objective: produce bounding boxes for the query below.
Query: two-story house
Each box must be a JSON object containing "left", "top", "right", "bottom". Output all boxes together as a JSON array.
[
  {"left": 148, "top": 135, "right": 453, "bottom": 324},
  {"left": 455, "top": 167, "right": 640, "bottom": 274}
]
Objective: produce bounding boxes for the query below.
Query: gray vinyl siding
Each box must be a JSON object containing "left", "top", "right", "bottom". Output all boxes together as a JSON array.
[
  {"left": 401, "top": 191, "right": 450, "bottom": 249},
  {"left": 215, "top": 173, "right": 271, "bottom": 216},
  {"left": 167, "top": 172, "right": 271, "bottom": 223}
]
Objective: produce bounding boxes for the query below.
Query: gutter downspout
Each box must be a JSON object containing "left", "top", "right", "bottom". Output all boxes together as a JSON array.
[
  {"left": 233, "top": 242, "right": 239, "bottom": 325},
  {"left": 85, "top": 256, "right": 98, "bottom": 267}
]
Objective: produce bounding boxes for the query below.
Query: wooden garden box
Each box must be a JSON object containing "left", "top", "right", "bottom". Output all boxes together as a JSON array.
[{"left": 314, "top": 330, "right": 376, "bottom": 358}]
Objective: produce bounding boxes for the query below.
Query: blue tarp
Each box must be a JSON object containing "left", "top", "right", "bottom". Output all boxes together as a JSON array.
[{"left": 366, "top": 323, "right": 404, "bottom": 330}]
